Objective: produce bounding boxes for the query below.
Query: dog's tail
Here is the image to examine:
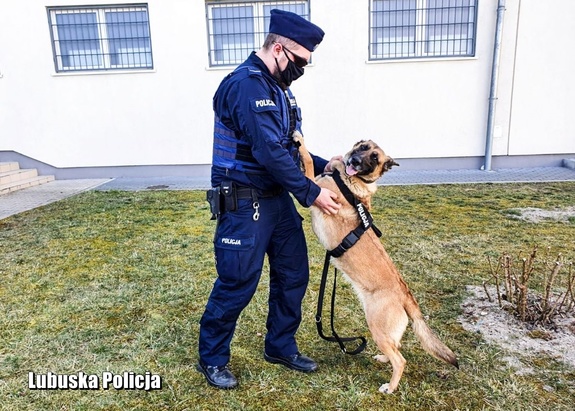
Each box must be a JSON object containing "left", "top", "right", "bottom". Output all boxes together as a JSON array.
[{"left": 406, "top": 300, "right": 459, "bottom": 369}]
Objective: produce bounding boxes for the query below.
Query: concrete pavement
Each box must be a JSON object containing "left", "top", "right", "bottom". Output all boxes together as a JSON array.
[{"left": 0, "top": 179, "right": 110, "bottom": 220}]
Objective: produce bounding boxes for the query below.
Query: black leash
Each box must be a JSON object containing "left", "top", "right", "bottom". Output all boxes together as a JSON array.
[
  {"left": 315, "top": 169, "right": 382, "bottom": 355},
  {"left": 316, "top": 252, "right": 367, "bottom": 355}
]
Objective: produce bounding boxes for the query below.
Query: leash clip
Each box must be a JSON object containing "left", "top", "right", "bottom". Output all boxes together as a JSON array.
[{"left": 252, "top": 201, "right": 260, "bottom": 221}]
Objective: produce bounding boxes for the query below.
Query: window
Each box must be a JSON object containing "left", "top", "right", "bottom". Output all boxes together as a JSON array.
[
  {"left": 206, "top": 1, "right": 309, "bottom": 67},
  {"left": 48, "top": 4, "right": 153, "bottom": 72},
  {"left": 370, "top": 0, "right": 477, "bottom": 60}
]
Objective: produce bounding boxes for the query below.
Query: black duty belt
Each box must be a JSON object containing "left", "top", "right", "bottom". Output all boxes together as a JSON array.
[{"left": 235, "top": 186, "right": 284, "bottom": 199}]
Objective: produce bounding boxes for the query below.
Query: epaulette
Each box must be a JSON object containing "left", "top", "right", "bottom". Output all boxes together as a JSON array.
[{"left": 247, "top": 68, "right": 262, "bottom": 77}]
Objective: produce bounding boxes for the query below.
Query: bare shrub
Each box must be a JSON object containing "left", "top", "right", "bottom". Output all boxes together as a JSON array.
[{"left": 484, "top": 247, "right": 574, "bottom": 325}]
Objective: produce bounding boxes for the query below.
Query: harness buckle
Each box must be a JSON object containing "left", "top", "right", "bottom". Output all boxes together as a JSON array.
[{"left": 341, "top": 232, "right": 359, "bottom": 250}]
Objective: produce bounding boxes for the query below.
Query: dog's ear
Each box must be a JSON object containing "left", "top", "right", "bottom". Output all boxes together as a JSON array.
[{"left": 383, "top": 158, "right": 399, "bottom": 172}]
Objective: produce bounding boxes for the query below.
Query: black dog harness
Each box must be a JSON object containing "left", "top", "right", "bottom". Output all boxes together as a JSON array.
[{"left": 315, "top": 169, "right": 382, "bottom": 355}]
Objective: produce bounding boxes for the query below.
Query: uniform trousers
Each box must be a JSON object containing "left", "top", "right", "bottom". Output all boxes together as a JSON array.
[{"left": 198, "top": 190, "right": 309, "bottom": 366}]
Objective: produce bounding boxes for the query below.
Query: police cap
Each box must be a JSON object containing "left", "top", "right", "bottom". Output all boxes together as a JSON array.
[{"left": 269, "top": 9, "right": 325, "bottom": 52}]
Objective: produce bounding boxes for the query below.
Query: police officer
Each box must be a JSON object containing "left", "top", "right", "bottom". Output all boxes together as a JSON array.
[{"left": 197, "top": 9, "right": 341, "bottom": 389}]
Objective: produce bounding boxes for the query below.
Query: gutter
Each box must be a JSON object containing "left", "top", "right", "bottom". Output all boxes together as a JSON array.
[{"left": 483, "top": 0, "right": 506, "bottom": 171}]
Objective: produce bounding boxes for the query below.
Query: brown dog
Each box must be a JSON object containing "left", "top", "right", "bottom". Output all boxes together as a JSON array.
[{"left": 294, "top": 133, "right": 458, "bottom": 394}]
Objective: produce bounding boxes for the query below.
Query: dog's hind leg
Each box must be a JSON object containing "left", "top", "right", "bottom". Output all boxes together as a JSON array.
[
  {"left": 376, "top": 344, "right": 406, "bottom": 394},
  {"left": 373, "top": 354, "right": 390, "bottom": 363},
  {"left": 367, "top": 305, "right": 408, "bottom": 394}
]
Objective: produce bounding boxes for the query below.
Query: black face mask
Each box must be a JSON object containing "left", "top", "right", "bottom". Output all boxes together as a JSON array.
[{"left": 275, "top": 53, "right": 304, "bottom": 88}]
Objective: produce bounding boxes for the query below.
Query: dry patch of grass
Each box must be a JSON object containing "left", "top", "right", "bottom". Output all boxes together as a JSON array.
[{"left": 1, "top": 183, "right": 575, "bottom": 410}]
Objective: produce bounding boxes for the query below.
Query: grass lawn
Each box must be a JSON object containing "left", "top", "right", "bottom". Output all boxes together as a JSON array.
[{"left": 1, "top": 182, "right": 574, "bottom": 410}]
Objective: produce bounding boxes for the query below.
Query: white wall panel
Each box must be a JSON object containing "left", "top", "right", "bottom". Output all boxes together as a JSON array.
[
  {"left": 508, "top": 0, "right": 575, "bottom": 155},
  {"left": 1, "top": 0, "right": 573, "bottom": 170}
]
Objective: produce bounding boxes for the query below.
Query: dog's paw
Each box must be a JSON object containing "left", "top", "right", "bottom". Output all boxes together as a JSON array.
[
  {"left": 378, "top": 383, "right": 394, "bottom": 394},
  {"left": 292, "top": 130, "right": 303, "bottom": 145},
  {"left": 373, "top": 354, "right": 390, "bottom": 363}
]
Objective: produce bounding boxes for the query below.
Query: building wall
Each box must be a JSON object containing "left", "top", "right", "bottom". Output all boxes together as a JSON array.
[
  {"left": 0, "top": 0, "right": 573, "bottom": 175},
  {"left": 1, "top": 0, "right": 221, "bottom": 168},
  {"left": 507, "top": 0, "right": 575, "bottom": 156}
]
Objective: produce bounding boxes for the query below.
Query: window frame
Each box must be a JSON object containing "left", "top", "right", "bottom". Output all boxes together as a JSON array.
[
  {"left": 369, "top": 0, "right": 478, "bottom": 61},
  {"left": 47, "top": 4, "right": 154, "bottom": 73},
  {"left": 205, "top": 1, "right": 310, "bottom": 67}
]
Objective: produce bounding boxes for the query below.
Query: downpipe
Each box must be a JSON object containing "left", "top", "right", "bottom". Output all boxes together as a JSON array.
[{"left": 483, "top": 0, "right": 506, "bottom": 171}]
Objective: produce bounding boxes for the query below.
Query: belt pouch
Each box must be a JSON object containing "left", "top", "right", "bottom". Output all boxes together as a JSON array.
[{"left": 221, "top": 181, "right": 237, "bottom": 212}]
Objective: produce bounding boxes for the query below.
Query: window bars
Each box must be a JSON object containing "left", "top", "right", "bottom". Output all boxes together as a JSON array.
[
  {"left": 370, "top": 0, "right": 478, "bottom": 60},
  {"left": 48, "top": 5, "right": 153, "bottom": 72},
  {"left": 206, "top": 1, "right": 309, "bottom": 67}
]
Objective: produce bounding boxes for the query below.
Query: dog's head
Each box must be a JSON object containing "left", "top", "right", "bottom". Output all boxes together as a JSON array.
[{"left": 343, "top": 140, "right": 399, "bottom": 182}]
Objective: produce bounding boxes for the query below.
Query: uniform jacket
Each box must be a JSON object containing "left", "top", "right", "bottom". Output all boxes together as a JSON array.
[{"left": 211, "top": 52, "right": 326, "bottom": 207}]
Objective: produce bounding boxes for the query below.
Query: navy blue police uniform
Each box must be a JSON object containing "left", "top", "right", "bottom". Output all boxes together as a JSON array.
[{"left": 198, "top": 50, "right": 329, "bottom": 367}]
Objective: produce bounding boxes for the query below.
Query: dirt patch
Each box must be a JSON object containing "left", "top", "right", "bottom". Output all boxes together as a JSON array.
[
  {"left": 507, "top": 207, "right": 575, "bottom": 223},
  {"left": 459, "top": 285, "right": 575, "bottom": 374}
]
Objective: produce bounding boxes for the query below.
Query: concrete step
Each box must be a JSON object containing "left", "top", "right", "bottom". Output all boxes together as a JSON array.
[
  {"left": 0, "top": 175, "right": 55, "bottom": 195},
  {"left": 0, "top": 162, "right": 55, "bottom": 195},
  {"left": 0, "top": 168, "right": 38, "bottom": 185},
  {"left": 0, "top": 162, "right": 20, "bottom": 173}
]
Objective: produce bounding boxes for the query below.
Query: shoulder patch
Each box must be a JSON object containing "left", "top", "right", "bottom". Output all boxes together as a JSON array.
[{"left": 250, "top": 98, "right": 278, "bottom": 113}]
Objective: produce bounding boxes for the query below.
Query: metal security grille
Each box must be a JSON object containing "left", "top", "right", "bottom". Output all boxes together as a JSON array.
[
  {"left": 48, "top": 4, "right": 153, "bottom": 72},
  {"left": 206, "top": 1, "right": 309, "bottom": 67},
  {"left": 370, "top": 0, "right": 477, "bottom": 60}
]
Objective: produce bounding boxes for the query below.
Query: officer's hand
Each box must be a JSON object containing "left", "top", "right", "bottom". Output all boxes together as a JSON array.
[
  {"left": 324, "top": 156, "right": 344, "bottom": 173},
  {"left": 313, "top": 188, "right": 341, "bottom": 215}
]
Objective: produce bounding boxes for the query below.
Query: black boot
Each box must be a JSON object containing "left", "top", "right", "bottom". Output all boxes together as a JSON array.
[
  {"left": 196, "top": 362, "right": 238, "bottom": 389},
  {"left": 264, "top": 352, "right": 318, "bottom": 373}
]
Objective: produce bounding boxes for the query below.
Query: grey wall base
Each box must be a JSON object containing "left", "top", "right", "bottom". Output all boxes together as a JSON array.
[{"left": 1, "top": 151, "right": 574, "bottom": 180}]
